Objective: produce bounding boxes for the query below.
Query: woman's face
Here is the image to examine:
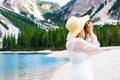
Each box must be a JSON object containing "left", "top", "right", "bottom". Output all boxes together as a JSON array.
[{"left": 88, "top": 22, "right": 93, "bottom": 28}]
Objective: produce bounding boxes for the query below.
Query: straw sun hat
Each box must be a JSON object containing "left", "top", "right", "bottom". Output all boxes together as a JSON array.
[{"left": 66, "top": 15, "right": 90, "bottom": 40}]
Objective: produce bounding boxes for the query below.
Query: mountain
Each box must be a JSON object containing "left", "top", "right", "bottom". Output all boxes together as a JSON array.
[
  {"left": 0, "top": 1, "right": 59, "bottom": 48},
  {"left": 64, "top": 0, "right": 117, "bottom": 20},
  {"left": 0, "top": 0, "right": 42, "bottom": 48},
  {"left": 2, "top": 0, "right": 120, "bottom": 24},
  {"left": 44, "top": 0, "right": 120, "bottom": 24},
  {"left": 2, "top": 0, "right": 44, "bottom": 20},
  {"left": 1, "top": 0, "right": 61, "bottom": 20},
  {"left": 0, "top": 0, "right": 120, "bottom": 50}
]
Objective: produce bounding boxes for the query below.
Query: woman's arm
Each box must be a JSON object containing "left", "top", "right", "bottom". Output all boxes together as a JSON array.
[
  {"left": 76, "top": 38, "right": 100, "bottom": 55},
  {"left": 85, "top": 22, "right": 100, "bottom": 47},
  {"left": 86, "top": 32, "right": 100, "bottom": 47},
  {"left": 76, "top": 21, "right": 100, "bottom": 55}
]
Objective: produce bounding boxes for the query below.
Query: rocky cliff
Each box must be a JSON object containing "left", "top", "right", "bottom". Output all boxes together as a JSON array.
[
  {"left": 108, "top": 0, "right": 120, "bottom": 20},
  {"left": 3, "top": 0, "right": 37, "bottom": 9},
  {"left": 2, "top": 0, "right": 43, "bottom": 19},
  {"left": 50, "top": 0, "right": 119, "bottom": 23}
]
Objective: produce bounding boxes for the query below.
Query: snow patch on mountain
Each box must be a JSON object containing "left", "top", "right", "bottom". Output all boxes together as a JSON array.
[
  {"left": 0, "top": 14, "right": 19, "bottom": 48},
  {"left": 22, "top": 1, "right": 43, "bottom": 19}
]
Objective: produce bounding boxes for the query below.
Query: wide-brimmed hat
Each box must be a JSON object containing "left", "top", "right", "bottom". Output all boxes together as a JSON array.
[{"left": 66, "top": 15, "right": 90, "bottom": 40}]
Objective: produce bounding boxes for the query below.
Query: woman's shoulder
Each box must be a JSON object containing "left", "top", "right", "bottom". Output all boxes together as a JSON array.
[
  {"left": 72, "top": 38, "right": 84, "bottom": 42},
  {"left": 66, "top": 38, "right": 86, "bottom": 50},
  {"left": 67, "top": 38, "right": 85, "bottom": 44}
]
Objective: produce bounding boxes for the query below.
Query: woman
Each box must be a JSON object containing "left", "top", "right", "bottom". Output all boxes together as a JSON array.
[{"left": 66, "top": 15, "right": 100, "bottom": 80}]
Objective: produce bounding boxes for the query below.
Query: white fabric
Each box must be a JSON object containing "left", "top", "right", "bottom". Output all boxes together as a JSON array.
[{"left": 66, "top": 33, "right": 100, "bottom": 80}]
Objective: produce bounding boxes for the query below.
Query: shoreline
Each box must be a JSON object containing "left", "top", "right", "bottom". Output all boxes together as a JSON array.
[
  {"left": 0, "top": 46, "right": 120, "bottom": 54},
  {"left": 0, "top": 50, "right": 52, "bottom": 54}
]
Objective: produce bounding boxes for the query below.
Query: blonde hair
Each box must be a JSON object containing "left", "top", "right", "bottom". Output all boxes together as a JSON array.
[{"left": 76, "top": 28, "right": 85, "bottom": 38}]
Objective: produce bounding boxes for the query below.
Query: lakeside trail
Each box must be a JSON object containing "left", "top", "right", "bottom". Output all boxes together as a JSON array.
[{"left": 49, "top": 47, "right": 120, "bottom": 80}]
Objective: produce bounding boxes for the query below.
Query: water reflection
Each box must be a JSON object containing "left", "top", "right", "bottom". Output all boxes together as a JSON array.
[
  {"left": 3, "top": 54, "right": 18, "bottom": 80},
  {"left": 0, "top": 53, "right": 69, "bottom": 80},
  {"left": 0, "top": 54, "right": 3, "bottom": 80}
]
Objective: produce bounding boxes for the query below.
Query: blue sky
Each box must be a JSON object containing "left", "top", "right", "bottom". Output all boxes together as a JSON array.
[{"left": 41, "top": 0, "right": 71, "bottom": 7}]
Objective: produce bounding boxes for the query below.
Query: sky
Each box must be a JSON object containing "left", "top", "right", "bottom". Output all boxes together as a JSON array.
[{"left": 41, "top": 0, "right": 71, "bottom": 7}]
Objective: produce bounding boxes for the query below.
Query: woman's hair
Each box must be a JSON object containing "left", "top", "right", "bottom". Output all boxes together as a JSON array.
[
  {"left": 76, "top": 22, "right": 91, "bottom": 38},
  {"left": 76, "top": 28, "right": 85, "bottom": 38}
]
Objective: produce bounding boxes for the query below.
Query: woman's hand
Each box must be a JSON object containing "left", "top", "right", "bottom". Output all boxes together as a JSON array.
[{"left": 85, "top": 22, "right": 94, "bottom": 35}]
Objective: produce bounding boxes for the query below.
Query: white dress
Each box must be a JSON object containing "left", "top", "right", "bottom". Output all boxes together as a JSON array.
[{"left": 66, "top": 34, "right": 100, "bottom": 80}]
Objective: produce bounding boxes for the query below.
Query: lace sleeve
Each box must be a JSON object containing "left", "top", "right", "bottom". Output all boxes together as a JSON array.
[
  {"left": 86, "top": 33, "right": 100, "bottom": 47},
  {"left": 75, "top": 36, "right": 100, "bottom": 55}
]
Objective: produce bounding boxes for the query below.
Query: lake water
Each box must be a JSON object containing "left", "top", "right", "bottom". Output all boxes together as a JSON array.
[{"left": 0, "top": 53, "right": 69, "bottom": 80}]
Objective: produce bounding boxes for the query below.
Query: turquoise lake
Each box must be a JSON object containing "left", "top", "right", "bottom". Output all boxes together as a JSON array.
[{"left": 0, "top": 53, "right": 69, "bottom": 80}]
